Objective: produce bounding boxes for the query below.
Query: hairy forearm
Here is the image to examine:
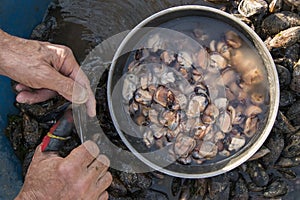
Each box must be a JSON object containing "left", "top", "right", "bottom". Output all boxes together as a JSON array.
[
  {"left": 0, "top": 28, "right": 43, "bottom": 81},
  {"left": 0, "top": 29, "right": 26, "bottom": 77}
]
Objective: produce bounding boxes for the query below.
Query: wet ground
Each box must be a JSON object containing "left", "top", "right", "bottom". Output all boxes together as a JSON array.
[{"left": 6, "top": 0, "right": 300, "bottom": 199}]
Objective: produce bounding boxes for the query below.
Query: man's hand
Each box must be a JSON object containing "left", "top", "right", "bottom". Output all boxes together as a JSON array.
[
  {"left": 15, "top": 141, "right": 112, "bottom": 200},
  {"left": 0, "top": 29, "right": 96, "bottom": 117}
]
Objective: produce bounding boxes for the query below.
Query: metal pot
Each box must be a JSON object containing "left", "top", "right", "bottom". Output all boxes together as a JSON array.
[{"left": 107, "top": 5, "right": 279, "bottom": 178}]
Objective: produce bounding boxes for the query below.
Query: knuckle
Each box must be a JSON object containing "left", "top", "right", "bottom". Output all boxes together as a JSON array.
[
  {"left": 58, "top": 162, "right": 77, "bottom": 177},
  {"left": 57, "top": 163, "right": 70, "bottom": 175},
  {"left": 60, "top": 45, "right": 73, "bottom": 57}
]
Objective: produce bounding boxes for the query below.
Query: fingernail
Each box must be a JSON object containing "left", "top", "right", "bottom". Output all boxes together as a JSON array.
[
  {"left": 97, "top": 155, "right": 110, "bottom": 167},
  {"left": 15, "top": 85, "right": 22, "bottom": 92},
  {"left": 84, "top": 140, "right": 100, "bottom": 158},
  {"left": 88, "top": 101, "right": 97, "bottom": 117},
  {"left": 72, "top": 83, "right": 88, "bottom": 104},
  {"left": 16, "top": 95, "right": 26, "bottom": 103},
  {"left": 89, "top": 109, "right": 96, "bottom": 117}
]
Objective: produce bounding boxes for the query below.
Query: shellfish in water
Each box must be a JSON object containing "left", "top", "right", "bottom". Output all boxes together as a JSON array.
[{"left": 122, "top": 20, "right": 269, "bottom": 166}]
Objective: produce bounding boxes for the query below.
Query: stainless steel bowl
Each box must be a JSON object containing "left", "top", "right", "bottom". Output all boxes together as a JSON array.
[{"left": 107, "top": 5, "right": 279, "bottom": 178}]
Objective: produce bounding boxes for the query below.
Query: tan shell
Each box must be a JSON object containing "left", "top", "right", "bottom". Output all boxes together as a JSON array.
[
  {"left": 218, "top": 111, "right": 232, "bottom": 133},
  {"left": 143, "top": 129, "right": 154, "bottom": 148},
  {"left": 245, "top": 105, "right": 262, "bottom": 117},
  {"left": 219, "top": 69, "right": 236, "bottom": 86},
  {"left": 242, "top": 68, "right": 264, "bottom": 85},
  {"left": 244, "top": 117, "right": 258, "bottom": 137},
  {"left": 217, "top": 41, "right": 231, "bottom": 60},
  {"left": 174, "top": 134, "right": 196, "bottom": 157},
  {"left": 194, "top": 125, "right": 207, "bottom": 140},
  {"left": 202, "top": 104, "right": 220, "bottom": 125},
  {"left": 161, "top": 71, "right": 176, "bottom": 85},
  {"left": 210, "top": 53, "right": 227, "bottom": 70},
  {"left": 225, "top": 31, "right": 242, "bottom": 48},
  {"left": 148, "top": 109, "right": 159, "bottom": 125},
  {"left": 150, "top": 124, "right": 167, "bottom": 139},
  {"left": 187, "top": 95, "right": 208, "bottom": 117},
  {"left": 177, "top": 51, "right": 193, "bottom": 67},
  {"left": 160, "top": 51, "right": 175, "bottom": 65},
  {"left": 228, "top": 136, "right": 246, "bottom": 151},
  {"left": 290, "top": 59, "right": 300, "bottom": 93},
  {"left": 228, "top": 105, "right": 245, "bottom": 125},
  {"left": 198, "top": 141, "right": 218, "bottom": 158},
  {"left": 269, "top": 26, "right": 300, "bottom": 49},
  {"left": 196, "top": 48, "right": 209, "bottom": 69},
  {"left": 160, "top": 110, "right": 180, "bottom": 131},
  {"left": 134, "top": 88, "right": 153, "bottom": 106},
  {"left": 122, "top": 74, "right": 137, "bottom": 101},
  {"left": 153, "top": 86, "right": 175, "bottom": 108},
  {"left": 251, "top": 92, "right": 265, "bottom": 105}
]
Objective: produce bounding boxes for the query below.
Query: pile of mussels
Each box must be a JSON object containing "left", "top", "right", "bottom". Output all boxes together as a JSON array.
[{"left": 5, "top": 0, "right": 300, "bottom": 199}]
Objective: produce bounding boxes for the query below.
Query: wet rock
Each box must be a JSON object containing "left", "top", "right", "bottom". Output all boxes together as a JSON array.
[
  {"left": 192, "top": 179, "right": 208, "bottom": 198},
  {"left": 22, "top": 150, "right": 34, "bottom": 177},
  {"left": 261, "top": 11, "right": 300, "bottom": 36},
  {"left": 119, "top": 172, "right": 152, "bottom": 193},
  {"left": 276, "top": 64, "right": 291, "bottom": 87},
  {"left": 247, "top": 182, "right": 264, "bottom": 192},
  {"left": 262, "top": 131, "right": 285, "bottom": 166},
  {"left": 276, "top": 156, "right": 300, "bottom": 168},
  {"left": 290, "top": 59, "right": 300, "bottom": 95},
  {"left": 248, "top": 146, "right": 270, "bottom": 161},
  {"left": 171, "top": 177, "right": 182, "bottom": 196},
  {"left": 30, "top": 16, "right": 57, "bottom": 41},
  {"left": 230, "top": 177, "right": 249, "bottom": 200},
  {"left": 282, "top": 130, "right": 300, "bottom": 158},
  {"left": 263, "top": 179, "right": 288, "bottom": 198},
  {"left": 283, "top": 0, "right": 300, "bottom": 11},
  {"left": 178, "top": 180, "right": 191, "bottom": 200},
  {"left": 5, "top": 115, "right": 24, "bottom": 159},
  {"left": 278, "top": 168, "right": 297, "bottom": 180},
  {"left": 58, "top": 135, "right": 80, "bottom": 158},
  {"left": 246, "top": 161, "right": 269, "bottom": 187},
  {"left": 108, "top": 177, "right": 128, "bottom": 197},
  {"left": 207, "top": 175, "right": 230, "bottom": 199},
  {"left": 279, "top": 90, "right": 296, "bottom": 107},
  {"left": 286, "top": 100, "right": 300, "bottom": 126},
  {"left": 132, "top": 189, "right": 168, "bottom": 200},
  {"left": 285, "top": 43, "right": 300, "bottom": 63},
  {"left": 274, "top": 111, "right": 298, "bottom": 133},
  {"left": 16, "top": 98, "right": 69, "bottom": 123},
  {"left": 22, "top": 114, "right": 42, "bottom": 149},
  {"left": 227, "top": 170, "right": 240, "bottom": 182}
]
